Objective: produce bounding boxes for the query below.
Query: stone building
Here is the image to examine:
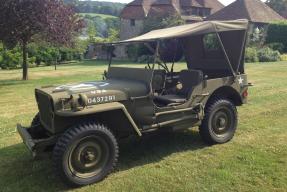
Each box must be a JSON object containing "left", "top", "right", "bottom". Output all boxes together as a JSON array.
[
  {"left": 206, "top": 0, "right": 284, "bottom": 29},
  {"left": 205, "top": 0, "right": 285, "bottom": 45},
  {"left": 120, "top": 0, "right": 224, "bottom": 41},
  {"left": 114, "top": 0, "right": 224, "bottom": 58}
]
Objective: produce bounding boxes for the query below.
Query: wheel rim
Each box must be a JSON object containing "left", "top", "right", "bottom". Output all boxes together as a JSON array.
[
  {"left": 68, "top": 135, "right": 110, "bottom": 179},
  {"left": 211, "top": 107, "right": 232, "bottom": 137}
]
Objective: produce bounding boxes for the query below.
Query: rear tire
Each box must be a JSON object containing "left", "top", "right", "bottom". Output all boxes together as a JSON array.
[
  {"left": 200, "top": 98, "right": 238, "bottom": 144},
  {"left": 52, "top": 122, "right": 118, "bottom": 187}
]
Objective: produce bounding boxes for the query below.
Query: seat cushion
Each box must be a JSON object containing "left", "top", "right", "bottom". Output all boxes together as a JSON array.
[
  {"left": 178, "top": 69, "right": 203, "bottom": 96},
  {"left": 154, "top": 94, "right": 186, "bottom": 105}
]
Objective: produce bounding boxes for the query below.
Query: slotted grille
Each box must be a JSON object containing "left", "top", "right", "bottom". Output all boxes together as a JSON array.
[{"left": 35, "top": 90, "right": 53, "bottom": 130}]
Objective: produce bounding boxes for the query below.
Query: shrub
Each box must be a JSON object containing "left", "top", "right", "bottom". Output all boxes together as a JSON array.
[
  {"left": 280, "top": 54, "right": 287, "bottom": 61},
  {"left": 257, "top": 47, "right": 281, "bottom": 62},
  {"left": 0, "top": 48, "right": 22, "bottom": 69},
  {"left": 245, "top": 47, "right": 258, "bottom": 63},
  {"left": 126, "top": 45, "right": 139, "bottom": 62},
  {"left": 1, "top": 43, "right": 84, "bottom": 69},
  {"left": 266, "top": 42, "right": 284, "bottom": 53},
  {"left": 59, "top": 48, "right": 81, "bottom": 62},
  {"left": 137, "top": 55, "right": 153, "bottom": 63},
  {"left": 266, "top": 21, "right": 287, "bottom": 52}
]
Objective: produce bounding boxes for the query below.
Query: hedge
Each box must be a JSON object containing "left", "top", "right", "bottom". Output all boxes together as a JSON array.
[
  {"left": 0, "top": 45, "right": 83, "bottom": 70},
  {"left": 266, "top": 21, "right": 287, "bottom": 53}
]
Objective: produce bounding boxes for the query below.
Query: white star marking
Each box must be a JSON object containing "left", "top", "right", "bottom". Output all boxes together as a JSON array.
[{"left": 238, "top": 77, "right": 244, "bottom": 85}]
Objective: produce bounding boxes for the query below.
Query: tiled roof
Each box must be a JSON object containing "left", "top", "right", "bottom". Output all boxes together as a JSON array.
[
  {"left": 203, "top": 0, "right": 224, "bottom": 14},
  {"left": 206, "top": 0, "right": 284, "bottom": 23},
  {"left": 120, "top": 0, "right": 156, "bottom": 19},
  {"left": 120, "top": 0, "right": 224, "bottom": 19},
  {"left": 179, "top": 0, "right": 224, "bottom": 14}
]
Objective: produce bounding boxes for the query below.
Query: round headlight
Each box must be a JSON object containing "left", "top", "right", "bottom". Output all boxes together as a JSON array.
[{"left": 78, "top": 94, "right": 88, "bottom": 108}]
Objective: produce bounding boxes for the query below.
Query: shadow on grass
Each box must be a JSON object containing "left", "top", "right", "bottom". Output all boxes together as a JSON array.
[
  {"left": 0, "top": 130, "right": 206, "bottom": 191},
  {"left": 117, "top": 130, "right": 206, "bottom": 171},
  {"left": 68, "top": 59, "right": 142, "bottom": 67},
  {"left": 67, "top": 59, "right": 109, "bottom": 67},
  {"left": 0, "top": 79, "right": 29, "bottom": 87}
]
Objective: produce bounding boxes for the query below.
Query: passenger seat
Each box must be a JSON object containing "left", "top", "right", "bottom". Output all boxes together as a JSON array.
[{"left": 154, "top": 69, "right": 203, "bottom": 105}]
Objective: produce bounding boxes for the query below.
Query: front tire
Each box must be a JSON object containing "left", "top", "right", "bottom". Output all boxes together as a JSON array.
[
  {"left": 200, "top": 99, "right": 238, "bottom": 144},
  {"left": 53, "top": 122, "right": 118, "bottom": 187},
  {"left": 29, "top": 113, "right": 46, "bottom": 138},
  {"left": 31, "top": 113, "right": 40, "bottom": 127}
]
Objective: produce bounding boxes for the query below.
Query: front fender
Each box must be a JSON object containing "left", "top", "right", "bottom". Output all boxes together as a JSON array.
[{"left": 55, "top": 102, "right": 142, "bottom": 136}]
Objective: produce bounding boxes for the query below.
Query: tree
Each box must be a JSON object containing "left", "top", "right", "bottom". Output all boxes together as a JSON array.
[
  {"left": 87, "top": 21, "right": 97, "bottom": 43},
  {"left": 107, "top": 29, "right": 119, "bottom": 42},
  {"left": 0, "top": 0, "right": 84, "bottom": 80},
  {"left": 266, "top": 0, "right": 287, "bottom": 17},
  {"left": 266, "top": 21, "right": 287, "bottom": 52},
  {"left": 143, "top": 14, "right": 185, "bottom": 33}
]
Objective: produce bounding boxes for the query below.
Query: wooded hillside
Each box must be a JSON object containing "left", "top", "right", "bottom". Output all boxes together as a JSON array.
[{"left": 64, "top": 0, "right": 125, "bottom": 16}]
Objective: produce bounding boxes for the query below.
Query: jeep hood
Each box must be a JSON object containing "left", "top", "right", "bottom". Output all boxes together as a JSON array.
[{"left": 52, "top": 79, "right": 149, "bottom": 98}]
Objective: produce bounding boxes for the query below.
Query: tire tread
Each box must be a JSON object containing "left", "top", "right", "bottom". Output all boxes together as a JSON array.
[
  {"left": 52, "top": 122, "right": 118, "bottom": 187},
  {"left": 200, "top": 98, "right": 237, "bottom": 144}
]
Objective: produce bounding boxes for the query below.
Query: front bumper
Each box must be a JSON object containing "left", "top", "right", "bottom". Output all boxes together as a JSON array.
[{"left": 17, "top": 124, "right": 58, "bottom": 158}]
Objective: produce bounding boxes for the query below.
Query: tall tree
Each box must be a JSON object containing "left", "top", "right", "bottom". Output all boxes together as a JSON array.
[
  {"left": 87, "top": 21, "right": 97, "bottom": 43},
  {"left": 266, "top": 0, "right": 287, "bottom": 17},
  {"left": 0, "top": 0, "right": 84, "bottom": 80}
]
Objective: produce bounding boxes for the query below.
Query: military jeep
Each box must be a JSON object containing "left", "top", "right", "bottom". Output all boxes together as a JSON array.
[{"left": 17, "top": 19, "right": 250, "bottom": 186}]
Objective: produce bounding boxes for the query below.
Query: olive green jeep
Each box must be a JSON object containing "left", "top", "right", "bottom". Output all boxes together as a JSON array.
[{"left": 17, "top": 20, "right": 251, "bottom": 186}]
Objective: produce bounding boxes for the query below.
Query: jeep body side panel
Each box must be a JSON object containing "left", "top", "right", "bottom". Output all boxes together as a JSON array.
[
  {"left": 55, "top": 102, "right": 142, "bottom": 136},
  {"left": 200, "top": 74, "right": 248, "bottom": 106}
]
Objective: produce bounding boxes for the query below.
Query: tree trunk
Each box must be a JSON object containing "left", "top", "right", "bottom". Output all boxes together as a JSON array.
[
  {"left": 55, "top": 58, "right": 57, "bottom": 70},
  {"left": 22, "top": 41, "right": 28, "bottom": 80}
]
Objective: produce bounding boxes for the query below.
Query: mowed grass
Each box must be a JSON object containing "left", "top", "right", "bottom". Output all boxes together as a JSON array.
[{"left": 0, "top": 60, "right": 286, "bottom": 192}]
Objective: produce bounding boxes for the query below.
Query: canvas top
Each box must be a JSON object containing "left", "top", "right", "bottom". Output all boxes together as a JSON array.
[{"left": 113, "top": 19, "right": 248, "bottom": 44}]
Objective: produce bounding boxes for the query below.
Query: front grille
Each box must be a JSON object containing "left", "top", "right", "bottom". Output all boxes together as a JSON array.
[{"left": 35, "top": 90, "right": 53, "bottom": 130}]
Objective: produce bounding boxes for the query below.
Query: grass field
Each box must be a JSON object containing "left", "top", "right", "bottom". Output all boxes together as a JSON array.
[
  {"left": 79, "top": 13, "right": 117, "bottom": 19},
  {"left": 0, "top": 60, "right": 286, "bottom": 192}
]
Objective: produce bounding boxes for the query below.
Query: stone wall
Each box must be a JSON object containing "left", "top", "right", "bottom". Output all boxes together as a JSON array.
[
  {"left": 120, "top": 18, "right": 144, "bottom": 40},
  {"left": 115, "top": 19, "right": 145, "bottom": 58}
]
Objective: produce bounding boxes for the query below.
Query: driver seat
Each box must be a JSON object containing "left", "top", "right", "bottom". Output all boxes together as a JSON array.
[{"left": 154, "top": 69, "right": 203, "bottom": 105}]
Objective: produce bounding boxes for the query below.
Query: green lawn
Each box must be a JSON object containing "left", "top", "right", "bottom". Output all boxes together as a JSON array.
[
  {"left": 0, "top": 60, "right": 287, "bottom": 192},
  {"left": 79, "top": 13, "right": 117, "bottom": 19}
]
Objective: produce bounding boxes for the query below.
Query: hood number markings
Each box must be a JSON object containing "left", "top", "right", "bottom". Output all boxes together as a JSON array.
[{"left": 88, "top": 95, "right": 116, "bottom": 104}]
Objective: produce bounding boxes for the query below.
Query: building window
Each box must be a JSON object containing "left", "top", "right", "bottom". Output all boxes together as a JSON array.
[{"left": 130, "top": 19, "right": 135, "bottom": 26}]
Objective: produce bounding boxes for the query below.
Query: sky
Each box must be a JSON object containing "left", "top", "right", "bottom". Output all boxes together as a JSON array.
[{"left": 86, "top": 0, "right": 266, "bottom": 5}]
